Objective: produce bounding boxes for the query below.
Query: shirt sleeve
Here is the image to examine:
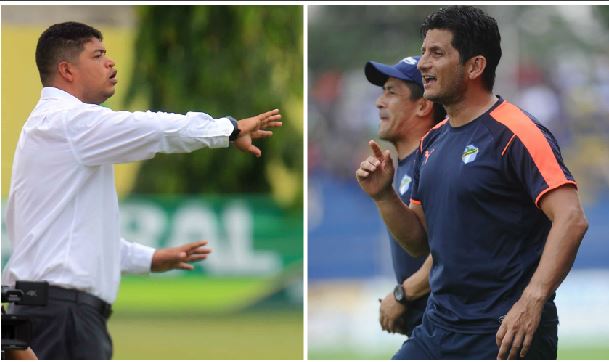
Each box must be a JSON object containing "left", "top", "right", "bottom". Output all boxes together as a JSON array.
[
  {"left": 120, "top": 237, "right": 155, "bottom": 274},
  {"left": 506, "top": 122, "right": 576, "bottom": 208},
  {"left": 62, "top": 104, "right": 235, "bottom": 166}
]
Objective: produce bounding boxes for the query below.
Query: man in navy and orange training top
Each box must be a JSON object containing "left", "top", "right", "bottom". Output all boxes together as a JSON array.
[
  {"left": 356, "top": 6, "right": 588, "bottom": 360},
  {"left": 362, "top": 55, "right": 445, "bottom": 356}
]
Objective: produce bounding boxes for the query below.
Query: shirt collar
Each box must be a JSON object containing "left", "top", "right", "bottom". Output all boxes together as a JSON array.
[{"left": 41, "top": 87, "right": 83, "bottom": 104}]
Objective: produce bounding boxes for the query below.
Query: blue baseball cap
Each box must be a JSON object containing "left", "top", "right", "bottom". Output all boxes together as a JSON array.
[{"left": 365, "top": 55, "right": 423, "bottom": 89}]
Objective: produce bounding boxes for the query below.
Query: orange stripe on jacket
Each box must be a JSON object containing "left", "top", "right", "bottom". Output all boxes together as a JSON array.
[
  {"left": 501, "top": 134, "right": 516, "bottom": 156},
  {"left": 419, "top": 118, "right": 449, "bottom": 153},
  {"left": 490, "top": 101, "right": 576, "bottom": 206}
]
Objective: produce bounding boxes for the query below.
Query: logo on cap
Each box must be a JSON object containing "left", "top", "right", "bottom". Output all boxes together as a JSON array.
[{"left": 402, "top": 57, "right": 418, "bottom": 65}]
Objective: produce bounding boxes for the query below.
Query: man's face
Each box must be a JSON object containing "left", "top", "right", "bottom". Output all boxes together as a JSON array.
[
  {"left": 376, "top": 77, "right": 419, "bottom": 143},
  {"left": 71, "top": 38, "right": 117, "bottom": 104},
  {"left": 418, "top": 29, "right": 466, "bottom": 106}
]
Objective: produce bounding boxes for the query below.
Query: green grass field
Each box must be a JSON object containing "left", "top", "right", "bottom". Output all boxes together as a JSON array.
[
  {"left": 110, "top": 312, "right": 302, "bottom": 359},
  {"left": 113, "top": 275, "right": 279, "bottom": 314},
  {"left": 108, "top": 275, "right": 303, "bottom": 359},
  {"left": 308, "top": 345, "right": 609, "bottom": 360}
]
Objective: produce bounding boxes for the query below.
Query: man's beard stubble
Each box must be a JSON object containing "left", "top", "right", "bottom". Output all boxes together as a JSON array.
[{"left": 424, "top": 67, "right": 467, "bottom": 107}]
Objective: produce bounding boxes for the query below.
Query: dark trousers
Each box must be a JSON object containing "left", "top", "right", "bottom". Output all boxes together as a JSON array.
[
  {"left": 10, "top": 287, "right": 113, "bottom": 360},
  {"left": 392, "top": 315, "right": 557, "bottom": 360}
]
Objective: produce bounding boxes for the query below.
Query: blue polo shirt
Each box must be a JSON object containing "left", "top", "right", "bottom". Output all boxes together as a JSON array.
[
  {"left": 411, "top": 97, "right": 576, "bottom": 333},
  {"left": 389, "top": 153, "right": 429, "bottom": 310}
]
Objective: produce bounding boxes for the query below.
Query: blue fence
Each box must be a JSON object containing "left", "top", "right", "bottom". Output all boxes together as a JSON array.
[{"left": 309, "top": 170, "right": 609, "bottom": 281}]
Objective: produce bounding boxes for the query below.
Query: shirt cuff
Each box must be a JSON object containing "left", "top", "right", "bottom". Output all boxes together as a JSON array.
[
  {"left": 215, "top": 116, "right": 236, "bottom": 135},
  {"left": 225, "top": 116, "right": 241, "bottom": 141},
  {"left": 120, "top": 238, "right": 156, "bottom": 274}
]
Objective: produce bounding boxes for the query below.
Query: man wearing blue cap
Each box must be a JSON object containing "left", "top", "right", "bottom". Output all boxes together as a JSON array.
[{"left": 360, "top": 55, "right": 445, "bottom": 357}]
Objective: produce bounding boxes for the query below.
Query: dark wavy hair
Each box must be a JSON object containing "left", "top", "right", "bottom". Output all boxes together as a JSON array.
[
  {"left": 421, "top": 6, "right": 502, "bottom": 91},
  {"left": 35, "top": 21, "right": 102, "bottom": 85}
]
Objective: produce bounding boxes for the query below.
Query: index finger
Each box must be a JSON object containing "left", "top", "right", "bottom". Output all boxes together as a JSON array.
[
  {"left": 261, "top": 109, "right": 280, "bottom": 119},
  {"left": 496, "top": 323, "right": 506, "bottom": 347},
  {"left": 185, "top": 240, "right": 208, "bottom": 250},
  {"left": 369, "top": 140, "right": 384, "bottom": 159}
]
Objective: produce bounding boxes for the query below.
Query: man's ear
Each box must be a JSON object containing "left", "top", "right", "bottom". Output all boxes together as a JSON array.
[
  {"left": 467, "top": 55, "right": 487, "bottom": 81},
  {"left": 416, "top": 98, "right": 434, "bottom": 118},
  {"left": 57, "top": 61, "right": 75, "bottom": 82}
]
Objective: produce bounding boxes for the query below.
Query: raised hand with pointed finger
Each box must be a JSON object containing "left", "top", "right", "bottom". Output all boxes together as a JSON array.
[{"left": 355, "top": 140, "right": 395, "bottom": 201}]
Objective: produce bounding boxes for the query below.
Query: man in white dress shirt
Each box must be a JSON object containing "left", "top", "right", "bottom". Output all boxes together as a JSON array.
[{"left": 2, "top": 21, "right": 282, "bottom": 359}]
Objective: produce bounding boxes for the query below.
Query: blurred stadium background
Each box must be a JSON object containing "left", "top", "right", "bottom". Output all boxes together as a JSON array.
[
  {"left": 1, "top": 5, "right": 303, "bottom": 359},
  {"left": 308, "top": 5, "right": 609, "bottom": 360}
]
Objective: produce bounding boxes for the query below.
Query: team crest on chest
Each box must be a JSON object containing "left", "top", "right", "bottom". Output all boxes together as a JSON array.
[
  {"left": 399, "top": 174, "right": 412, "bottom": 195},
  {"left": 462, "top": 144, "right": 479, "bottom": 164}
]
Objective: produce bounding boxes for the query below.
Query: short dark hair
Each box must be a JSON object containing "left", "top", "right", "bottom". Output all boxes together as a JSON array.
[
  {"left": 404, "top": 81, "right": 424, "bottom": 101},
  {"left": 420, "top": 6, "right": 502, "bottom": 91},
  {"left": 403, "top": 80, "right": 446, "bottom": 124},
  {"left": 35, "top": 21, "right": 103, "bottom": 85}
]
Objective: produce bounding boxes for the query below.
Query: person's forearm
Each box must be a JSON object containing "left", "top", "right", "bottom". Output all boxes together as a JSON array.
[
  {"left": 521, "top": 208, "right": 588, "bottom": 304},
  {"left": 375, "top": 191, "right": 428, "bottom": 257},
  {"left": 403, "top": 255, "right": 432, "bottom": 301}
]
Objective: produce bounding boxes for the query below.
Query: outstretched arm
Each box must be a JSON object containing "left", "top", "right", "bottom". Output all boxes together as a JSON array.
[
  {"left": 66, "top": 105, "right": 282, "bottom": 166},
  {"left": 496, "top": 186, "right": 588, "bottom": 360}
]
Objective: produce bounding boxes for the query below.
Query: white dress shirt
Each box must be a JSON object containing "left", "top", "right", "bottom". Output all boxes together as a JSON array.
[{"left": 2, "top": 87, "right": 234, "bottom": 303}]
